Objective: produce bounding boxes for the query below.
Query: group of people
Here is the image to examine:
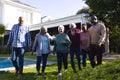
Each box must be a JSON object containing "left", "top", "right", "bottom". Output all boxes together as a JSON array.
[{"left": 6, "top": 15, "right": 106, "bottom": 79}]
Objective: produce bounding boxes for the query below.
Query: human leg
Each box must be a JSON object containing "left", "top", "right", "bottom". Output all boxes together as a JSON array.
[
  {"left": 62, "top": 53, "right": 68, "bottom": 70},
  {"left": 81, "top": 49, "right": 87, "bottom": 67},
  {"left": 18, "top": 47, "right": 25, "bottom": 75},
  {"left": 75, "top": 48, "right": 81, "bottom": 70},
  {"left": 41, "top": 54, "right": 48, "bottom": 73},
  {"left": 70, "top": 48, "right": 76, "bottom": 72},
  {"left": 96, "top": 45, "right": 103, "bottom": 65},
  {"left": 88, "top": 44, "right": 96, "bottom": 68},
  {"left": 11, "top": 47, "right": 19, "bottom": 76},
  {"left": 36, "top": 56, "right": 42, "bottom": 75},
  {"left": 57, "top": 52, "right": 62, "bottom": 73}
]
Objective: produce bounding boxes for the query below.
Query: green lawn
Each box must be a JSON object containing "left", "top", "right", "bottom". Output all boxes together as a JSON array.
[{"left": 0, "top": 53, "right": 107, "bottom": 80}]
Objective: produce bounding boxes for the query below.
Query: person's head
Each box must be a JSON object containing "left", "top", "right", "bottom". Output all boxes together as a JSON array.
[
  {"left": 69, "top": 23, "right": 76, "bottom": 30},
  {"left": 18, "top": 16, "right": 24, "bottom": 25},
  {"left": 90, "top": 15, "right": 98, "bottom": 25},
  {"left": 82, "top": 24, "right": 88, "bottom": 32},
  {"left": 58, "top": 25, "right": 65, "bottom": 34},
  {"left": 40, "top": 26, "right": 47, "bottom": 35}
]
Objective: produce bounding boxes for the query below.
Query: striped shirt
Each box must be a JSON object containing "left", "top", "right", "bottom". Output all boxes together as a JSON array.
[{"left": 7, "top": 24, "right": 31, "bottom": 47}]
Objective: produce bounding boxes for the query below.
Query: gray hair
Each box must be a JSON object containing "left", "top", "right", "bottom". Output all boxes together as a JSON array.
[
  {"left": 40, "top": 26, "right": 47, "bottom": 33},
  {"left": 69, "top": 23, "right": 76, "bottom": 28}
]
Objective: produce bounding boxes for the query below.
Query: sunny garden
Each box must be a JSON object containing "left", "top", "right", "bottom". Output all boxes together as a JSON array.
[
  {"left": 0, "top": 53, "right": 120, "bottom": 80},
  {"left": 0, "top": 0, "right": 120, "bottom": 80}
]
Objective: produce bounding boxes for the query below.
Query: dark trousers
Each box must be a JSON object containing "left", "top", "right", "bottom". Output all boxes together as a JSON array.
[
  {"left": 88, "top": 44, "right": 104, "bottom": 68},
  {"left": 70, "top": 48, "right": 81, "bottom": 71},
  {"left": 81, "top": 49, "right": 88, "bottom": 67},
  {"left": 36, "top": 54, "right": 48, "bottom": 73},
  {"left": 56, "top": 52, "right": 68, "bottom": 73},
  {"left": 11, "top": 47, "right": 25, "bottom": 75}
]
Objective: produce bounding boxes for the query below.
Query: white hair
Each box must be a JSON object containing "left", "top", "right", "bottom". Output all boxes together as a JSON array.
[
  {"left": 58, "top": 25, "right": 64, "bottom": 31},
  {"left": 69, "top": 23, "right": 76, "bottom": 28}
]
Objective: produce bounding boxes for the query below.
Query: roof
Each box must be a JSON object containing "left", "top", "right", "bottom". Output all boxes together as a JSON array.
[{"left": 10, "top": 0, "right": 36, "bottom": 8}]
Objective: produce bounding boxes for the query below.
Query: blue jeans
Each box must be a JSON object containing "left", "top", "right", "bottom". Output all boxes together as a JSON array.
[
  {"left": 56, "top": 52, "right": 68, "bottom": 73},
  {"left": 81, "top": 49, "right": 87, "bottom": 67},
  {"left": 36, "top": 54, "right": 48, "bottom": 73},
  {"left": 11, "top": 47, "right": 25, "bottom": 75},
  {"left": 70, "top": 48, "right": 81, "bottom": 71}
]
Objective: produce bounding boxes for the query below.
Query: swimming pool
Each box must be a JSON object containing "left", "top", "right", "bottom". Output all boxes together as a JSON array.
[{"left": 0, "top": 57, "right": 36, "bottom": 71}]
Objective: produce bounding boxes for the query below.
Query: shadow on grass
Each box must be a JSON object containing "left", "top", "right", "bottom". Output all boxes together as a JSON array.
[
  {"left": 0, "top": 71, "right": 36, "bottom": 80},
  {"left": 0, "top": 70, "right": 60, "bottom": 80}
]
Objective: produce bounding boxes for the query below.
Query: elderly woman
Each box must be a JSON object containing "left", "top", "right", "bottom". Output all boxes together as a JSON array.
[
  {"left": 80, "top": 24, "right": 90, "bottom": 67},
  {"left": 31, "top": 27, "right": 51, "bottom": 76},
  {"left": 67, "top": 23, "right": 81, "bottom": 73},
  {"left": 54, "top": 25, "right": 71, "bottom": 76}
]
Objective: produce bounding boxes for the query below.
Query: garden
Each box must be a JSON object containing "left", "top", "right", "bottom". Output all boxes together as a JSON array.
[{"left": 0, "top": 53, "right": 120, "bottom": 80}]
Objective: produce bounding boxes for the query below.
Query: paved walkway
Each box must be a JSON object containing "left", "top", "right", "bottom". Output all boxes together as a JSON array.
[
  {"left": 102, "top": 54, "right": 120, "bottom": 62},
  {"left": 47, "top": 54, "right": 120, "bottom": 65},
  {"left": 46, "top": 61, "right": 57, "bottom": 66}
]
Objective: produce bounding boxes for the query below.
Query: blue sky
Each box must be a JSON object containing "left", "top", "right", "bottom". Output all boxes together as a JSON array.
[{"left": 20, "top": 0, "right": 88, "bottom": 19}]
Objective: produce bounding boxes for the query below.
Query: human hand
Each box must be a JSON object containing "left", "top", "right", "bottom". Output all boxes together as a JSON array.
[
  {"left": 6, "top": 44, "right": 11, "bottom": 49},
  {"left": 61, "top": 41, "right": 66, "bottom": 46},
  {"left": 52, "top": 51, "right": 56, "bottom": 55},
  {"left": 27, "top": 46, "right": 31, "bottom": 52},
  {"left": 86, "top": 46, "right": 90, "bottom": 52},
  {"left": 98, "top": 43, "right": 102, "bottom": 47},
  {"left": 31, "top": 51, "right": 34, "bottom": 55}
]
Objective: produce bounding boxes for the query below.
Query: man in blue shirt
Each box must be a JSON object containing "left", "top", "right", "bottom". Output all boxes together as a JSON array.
[{"left": 7, "top": 16, "right": 31, "bottom": 79}]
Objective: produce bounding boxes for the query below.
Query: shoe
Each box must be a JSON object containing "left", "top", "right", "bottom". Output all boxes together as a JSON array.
[
  {"left": 35, "top": 73, "right": 40, "bottom": 76},
  {"left": 74, "top": 70, "right": 77, "bottom": 73},
  {"left": 42, "top": 72, "right": 45, "bottom": 77},
  {"left": 64, "top": 69, "right": 67, "bottom": 73},
  {"left": 56, "top": 73, "right": 62, "bottom": 77},
  {"left": 17, "top": 74, "right": 22, "bottom": 80},
  {"left": 14, "top": 71, "right": 18, "bottom": 76},
  {"left": 79, "top": 67, "right": 82, "bottom": 70}
]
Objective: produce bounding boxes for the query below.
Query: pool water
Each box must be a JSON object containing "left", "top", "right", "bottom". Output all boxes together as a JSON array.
[{"left": 0, "top": 58, "right": 36, "bottom": 70}]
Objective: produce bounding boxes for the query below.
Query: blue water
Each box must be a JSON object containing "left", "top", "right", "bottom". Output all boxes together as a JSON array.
[{"left": 0, "top": 58, "right": 36, "bottom": 69}]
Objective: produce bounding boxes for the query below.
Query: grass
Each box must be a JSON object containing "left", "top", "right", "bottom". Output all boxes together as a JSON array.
[{"left": 0, "top": 53, "right": 107, "bottom": 80}]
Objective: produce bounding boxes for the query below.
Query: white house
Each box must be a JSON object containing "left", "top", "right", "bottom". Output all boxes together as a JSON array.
[{"left": 0, "top": 0, "right": 41, "bottom": 30}]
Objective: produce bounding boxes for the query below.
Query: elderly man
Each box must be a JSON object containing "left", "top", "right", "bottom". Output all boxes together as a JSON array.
[{"left": 7, "top": 16, "right": 31, "bottom": 79}]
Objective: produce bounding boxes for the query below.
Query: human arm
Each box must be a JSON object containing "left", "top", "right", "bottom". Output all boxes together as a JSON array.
[
  {"left": 7, "top": 25, "right": 15, "bottom": 48},
  {"left": 64, "top": 34, "right": 71, "bottom": 47},
  {"left": 31, "top": 34, "right": 38, "bottom": 54},
  {"left": 98, "top": 24, "right": 106, "bottom": 46},
  {"left": 25, "top": 27, "right": 31, "bottom": 49}
]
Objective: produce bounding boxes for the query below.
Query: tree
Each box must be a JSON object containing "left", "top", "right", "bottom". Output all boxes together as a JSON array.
[
  {"left": 84, "top": 0, "right": 120, "bottom": 53},
  {"left": 85, "top": 0, "right": 120, "bottom": 27},
  {"left": 0, "top": 24, "right": 5, "bottom": 47},
  {"left": 76, "top": 7, "right": 91, "bottom": 14}
]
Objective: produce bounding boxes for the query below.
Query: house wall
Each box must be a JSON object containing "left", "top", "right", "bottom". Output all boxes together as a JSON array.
[
  {"left": 0, "top": 4, "right": 2, "bottom": 23},
  {"left": 0, "top": 0, "right": 41, "bottom": 30}
]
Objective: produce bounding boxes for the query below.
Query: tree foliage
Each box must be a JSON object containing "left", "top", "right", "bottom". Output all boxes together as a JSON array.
[
  {"left": 76, "top": 7, "right": 91, "bottom": 14},
  {"left": 109, "top": 26, "right": 120, "bottom": 53},
  {"left": 85, "top": 0, "right": 120, "bottom": 27},
  {"left": 0, "top": 24, "right": 5, "bottom": 47},
  {"left": 0, "top": 24, "right": 5, "bottom": 35},
  {"left": 81, "top": 0, "right": 120, "bottom": 53}
]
